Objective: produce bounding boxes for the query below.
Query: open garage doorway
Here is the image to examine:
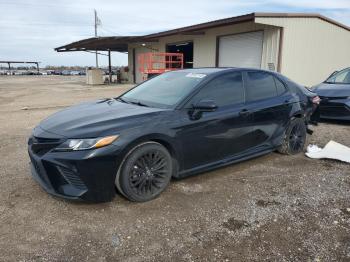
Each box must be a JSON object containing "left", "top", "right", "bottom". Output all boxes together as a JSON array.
[{"left": 166, "top": 41, "right": 193, "bottom": 68}]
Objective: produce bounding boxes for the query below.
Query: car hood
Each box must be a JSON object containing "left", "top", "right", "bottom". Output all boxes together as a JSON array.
[
  {"left": 38, "top": 98, "right": 167, "bottom": 138},
  {"left": 313, "top": 83, "right": 350, "bottom": 97}
]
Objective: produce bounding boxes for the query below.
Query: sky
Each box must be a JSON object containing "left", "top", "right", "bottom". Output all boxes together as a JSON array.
[{"left": 0, "top": 0, "right": 349, "bottom": 67}]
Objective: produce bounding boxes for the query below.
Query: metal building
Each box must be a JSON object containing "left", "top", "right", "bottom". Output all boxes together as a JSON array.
[{"left": 56, "top": 12, "right": 350, "bottom": 86}]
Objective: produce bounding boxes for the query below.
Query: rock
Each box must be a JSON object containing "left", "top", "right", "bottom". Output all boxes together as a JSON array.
[{"left": 111, "top": 234, "right": 120, "bottom": 247}]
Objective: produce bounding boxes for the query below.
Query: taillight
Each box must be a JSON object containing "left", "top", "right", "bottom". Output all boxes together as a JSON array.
[{"left": 312, "top": 96, "right": 321, "bottom": 105}]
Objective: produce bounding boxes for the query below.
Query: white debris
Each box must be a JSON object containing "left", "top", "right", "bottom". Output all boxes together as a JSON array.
[
  {"left": 306, "top": 144, "right": 322, "bottom": 154},
  {"left": 305, "top": 140, "right": 350, "bottom": 163}
]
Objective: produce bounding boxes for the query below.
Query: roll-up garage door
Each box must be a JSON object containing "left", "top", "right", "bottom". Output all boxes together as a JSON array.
[{"left": 218, "top": 31, "right": 263, "bottom": 68}]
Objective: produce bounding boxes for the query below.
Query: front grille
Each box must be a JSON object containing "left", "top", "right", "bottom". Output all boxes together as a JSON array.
[
  {"left": 57, "top": 166, "right": 87, "bottom": 190},
  {"left": 29, "top": 136, "right": 62, "bottom": 156}
]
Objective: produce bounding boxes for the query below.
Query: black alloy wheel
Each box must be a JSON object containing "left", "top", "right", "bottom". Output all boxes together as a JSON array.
[
  {"left": 288, "top": 123, "right": 306, "bottom": 153},
  {"left": 117, "top": 142, "right": 173, "bottom": 202},
  {"left": 278, "top": 118, "right": 307, "bottom": 155}
]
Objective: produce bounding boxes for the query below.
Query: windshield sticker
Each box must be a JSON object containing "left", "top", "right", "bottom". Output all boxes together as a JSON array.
[{"left": 186, "top": 73, "right": 206, "bottom": 79}]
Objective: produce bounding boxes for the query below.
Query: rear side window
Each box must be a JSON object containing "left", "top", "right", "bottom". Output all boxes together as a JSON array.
[
  {"left": 190, "top": 72, "right": 244, "bottom": 107},
  {"left": 245, "top": 71, "right": 277, "bottom": 102},
  {"left": 274, "top": 77, "right": 287, "bottom": 95}
]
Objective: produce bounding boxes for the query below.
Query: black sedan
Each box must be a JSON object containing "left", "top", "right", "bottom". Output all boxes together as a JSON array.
[
  {"left": 28, "top": 68, "right": 319, "bottom": 202},
  {"left": 313, "top": 67, "right": 350, "bottom": 121}
]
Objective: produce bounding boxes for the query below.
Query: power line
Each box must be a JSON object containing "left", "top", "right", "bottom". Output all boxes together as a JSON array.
[
  {"left": 100, "top": 27, "right": 121, "bottom": 36},
  {"left": 0, "top": 21, "right": 123, "bottom": 35},
  {"left": 0, "top": 23, "right": 94, "bottom": 27},
  {"left": 0, "top": 1, "right": 93, "bottom": 10}
]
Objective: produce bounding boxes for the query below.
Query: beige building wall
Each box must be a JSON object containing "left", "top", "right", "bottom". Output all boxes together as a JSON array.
[
  {"left": 128, "top": 22, "right": 280, "bottom": 83},
  {"left": 127, "top": 43, "right": 160, "bottom": 83},
  {"left": 256, "top": 17, "right": 350, "bottom": 86}
]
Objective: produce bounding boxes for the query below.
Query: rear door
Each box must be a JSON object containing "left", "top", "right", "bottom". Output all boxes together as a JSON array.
[{"left": 242, "top": 71, "right": 293, "bottom": 148}]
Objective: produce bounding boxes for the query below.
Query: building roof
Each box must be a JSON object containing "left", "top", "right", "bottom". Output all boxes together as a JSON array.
[
  {"left": 255, "top": 12, "right": 350, "bottom": 31},
  {"left": 55, "top": 36, "right": 159, "bottom": 53},
  {"left": 144, "top": 12, "right": 349, "bottom": 38},
  {"left": 55, "top": 12, "right": 350, "bottom": 53}
]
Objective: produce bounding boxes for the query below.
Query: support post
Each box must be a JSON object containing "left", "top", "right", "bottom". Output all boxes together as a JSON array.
[
  {"left": 36, "top": 63, "right": 39, "bottom": 74},
  {"left": 94, "top": 10, "right": 99, "bottom": 68},
  {"left": 108, "top": 50, "right": 112, "bottom": 83},
  {"left": 7, "top": 63, "right": 11, "bottom": 75}
]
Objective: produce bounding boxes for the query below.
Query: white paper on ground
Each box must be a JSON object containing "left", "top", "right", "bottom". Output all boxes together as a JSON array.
[{"left": 305, "top": 140, "right": 350, "bottom": 163}]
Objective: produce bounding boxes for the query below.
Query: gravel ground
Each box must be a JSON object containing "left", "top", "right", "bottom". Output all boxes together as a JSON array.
[{"left": 0, "top": 76, "right": 349, "bottom": 262}]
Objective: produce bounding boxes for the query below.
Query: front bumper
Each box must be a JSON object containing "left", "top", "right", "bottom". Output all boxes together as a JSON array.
[
  {"left": 28, "top": 135, "right": 123, "bottom": 202},
  {"left": 319, "top": 97, "right": 350, "bottom": 121}
]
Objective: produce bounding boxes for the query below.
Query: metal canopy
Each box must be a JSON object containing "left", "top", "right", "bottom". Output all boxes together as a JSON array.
[
  {"left": 0, "top": 61, "right": 40, "bottom": 73},
  {"left": 55, "top": 12, "right": 349, "bottom": 53},
  {"left": 55, "top": 36, "right": 158, "bottom": 53}
]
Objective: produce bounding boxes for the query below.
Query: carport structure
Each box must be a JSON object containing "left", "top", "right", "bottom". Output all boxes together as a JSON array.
[
  {"left": 0, "top": 61, "right": 40, "bottom": 74},
  {"left": 56, "top": 12, "right": 350, "bottom": 86},
  {"left": 55, "top": 36, "right": 158, "bottom": 82}
]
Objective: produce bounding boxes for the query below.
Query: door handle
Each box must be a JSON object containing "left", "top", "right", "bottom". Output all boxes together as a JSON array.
[{"left": 239, "top": 109, "right": 250, "bottom": 116}]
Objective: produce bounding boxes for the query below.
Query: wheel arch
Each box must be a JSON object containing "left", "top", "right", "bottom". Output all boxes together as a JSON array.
[
  {"left": 118, "top": 133, "right": 181, "bottom": 177},
  {"left": 289, "top": 102, "right": 306, "bottom": 122}
]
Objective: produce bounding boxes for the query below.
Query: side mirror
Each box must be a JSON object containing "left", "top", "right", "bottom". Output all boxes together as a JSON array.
[
  {"left": 193, "top": 100, "right": 218, "bottom": 112},
  {"left": 190, "top": 100, "right": 217, "bottom": 120}
]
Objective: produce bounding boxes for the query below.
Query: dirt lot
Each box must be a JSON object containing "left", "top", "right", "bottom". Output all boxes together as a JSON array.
[{"left": 0, "top": 76, "right": 349, "bottom": 261}]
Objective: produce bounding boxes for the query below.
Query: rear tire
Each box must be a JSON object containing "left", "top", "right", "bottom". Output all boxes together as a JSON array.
[
  {"left": 278, "top": 118, "right": 307, "bottom": 155},
  {"left": 116, "top": 142, "right": 173, "bottom": 202}
]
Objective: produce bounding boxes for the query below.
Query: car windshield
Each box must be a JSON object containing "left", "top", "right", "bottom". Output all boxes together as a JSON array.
[
  {"left": 325, "top": 68, "right": 350, "bottom": 84},
  {"left": 120, "top": 71, "right": 207, "bottom": 108}
]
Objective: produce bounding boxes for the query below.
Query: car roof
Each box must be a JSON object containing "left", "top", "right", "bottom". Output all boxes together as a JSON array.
[
  {"left": 172, "top": 67, "right": 277, "bottom": 75},
  {"left": 173, "top": 68, "right": 236, "bottom": 74}
]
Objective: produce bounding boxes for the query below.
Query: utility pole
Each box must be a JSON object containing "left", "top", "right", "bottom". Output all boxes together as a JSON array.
[{"left": 94, "top": 9, "right": 99, "bottom": 68}]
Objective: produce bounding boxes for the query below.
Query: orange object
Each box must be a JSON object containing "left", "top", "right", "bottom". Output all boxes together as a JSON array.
[{"left": 138, "top": 52, "right": 184, "bottom": 80}]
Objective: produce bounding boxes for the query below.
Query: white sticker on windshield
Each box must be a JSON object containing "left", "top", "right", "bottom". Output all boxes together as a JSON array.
[{"left": 186, "top": 73, "right": 206, "bottom": 79}]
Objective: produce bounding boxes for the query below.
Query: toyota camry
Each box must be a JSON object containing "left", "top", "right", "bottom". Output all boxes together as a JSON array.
[{"left": 28, "top": 68, "right": 319, "bottom": 202}]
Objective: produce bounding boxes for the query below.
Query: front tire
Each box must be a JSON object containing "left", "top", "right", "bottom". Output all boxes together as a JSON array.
[
  {"left": 278, "top": 118, "right": 307, "bottom": 155},
  {"left": 116, "top": 142, "right": 173, "bottom": 202}
]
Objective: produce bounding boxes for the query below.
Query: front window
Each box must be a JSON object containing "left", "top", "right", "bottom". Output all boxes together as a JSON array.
[
  {"left": 120, "top": 71, "right": 207, "bottom": 108},
  {"left": 325, "top": 68, "right": 350, "bottom": 84}
]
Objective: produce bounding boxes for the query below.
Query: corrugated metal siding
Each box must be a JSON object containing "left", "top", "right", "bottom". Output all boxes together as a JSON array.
[
  {"left": 256, "top": 17, "right": 350, "bottom": 86},
  {"left": 128, "top": 22, "right": 280, "bottom": 83},
  {"left": 261, "top": 27, "right": 280, "bottom": 72},
  {"left": 157, "top": 22, "right": 279, "bottom": 69}
]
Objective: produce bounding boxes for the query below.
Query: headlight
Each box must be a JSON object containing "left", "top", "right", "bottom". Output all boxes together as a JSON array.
[{"left": 55, "top": 135, "right": 119, "bottom": 151}]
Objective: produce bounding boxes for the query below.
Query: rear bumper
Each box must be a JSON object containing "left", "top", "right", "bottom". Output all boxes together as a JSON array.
[{"left": 28, "top": 140, "right": 123, "bottom": 203}]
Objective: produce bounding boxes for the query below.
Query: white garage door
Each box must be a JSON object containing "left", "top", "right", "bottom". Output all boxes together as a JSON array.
[{"left": 218, "top": 31, "right": 263, "bottom": 68}]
